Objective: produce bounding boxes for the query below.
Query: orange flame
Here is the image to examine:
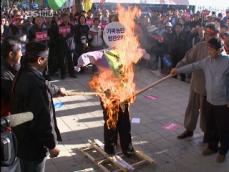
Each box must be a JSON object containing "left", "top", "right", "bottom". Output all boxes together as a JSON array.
[{"left": 89, "top": 5, "right": 144, "bottom": 128}]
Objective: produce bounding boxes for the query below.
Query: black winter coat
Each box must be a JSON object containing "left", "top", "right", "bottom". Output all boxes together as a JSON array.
[
  {"left": 28, "top": 24, "right": 49, "bottom": 45},
  {"left": 11, "top": 66, "right": 61, "bottom": 161},
  {"left": 1, "top": 60, "right": 19, "bottom": 116},
  {"left": 58, "top": 23, "right": 76, "bottom": 54}
]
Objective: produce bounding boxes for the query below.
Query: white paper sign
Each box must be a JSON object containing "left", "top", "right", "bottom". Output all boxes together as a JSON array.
[{"left": 103, "top": 22, "right": 125, "bottom": 48}]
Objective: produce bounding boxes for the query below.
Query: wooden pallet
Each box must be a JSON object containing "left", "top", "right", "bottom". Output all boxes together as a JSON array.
[{"left": 79, "top": 139, "right": 155, "bottom": 172}]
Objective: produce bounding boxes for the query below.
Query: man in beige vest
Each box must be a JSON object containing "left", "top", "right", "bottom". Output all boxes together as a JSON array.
[{"left": 176, "top": 23, "right": 219, "bottom": 141}]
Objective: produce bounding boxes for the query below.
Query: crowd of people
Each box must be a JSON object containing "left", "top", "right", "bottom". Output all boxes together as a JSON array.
[
  {"left": 1, "top": 4, "right": 229, "bottom": 172},
  {"left": 1, "top": 6, "right": 229, "bottom": 79}
]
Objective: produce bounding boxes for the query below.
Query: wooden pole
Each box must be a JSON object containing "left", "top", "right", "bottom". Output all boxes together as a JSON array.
[
  {"left": 135, "top": 74, "right": 172, "bottom": 96},
  {"left": 66, "top": 91, "right": 100, "bottom": 96},
  {"left": 66, "top": 75, "right": 172, "bottom": 98}
]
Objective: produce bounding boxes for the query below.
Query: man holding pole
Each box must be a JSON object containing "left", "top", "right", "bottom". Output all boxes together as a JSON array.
[
  {"left": 170, "top": 37, "right": 229, "bottom": 163},
  {"left": 176, "top": 23, "right": 219, "bottom": 141}
]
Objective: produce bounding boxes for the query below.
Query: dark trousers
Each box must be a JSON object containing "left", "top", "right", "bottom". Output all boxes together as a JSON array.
[
  {"left": 102, "top": 103, "right": 132, "bottom": 154},
  {"left": 48, "top": 45, "right": 59, "bottom": 75},
  {"left": 205, "top": 101, "right": 229, "bottom": 155},
  {"left": 59, "top": 51, "right": 75, "bottom": 77},
  {"left": 20, "top": 157, "right": 46, "bottom": 172}
]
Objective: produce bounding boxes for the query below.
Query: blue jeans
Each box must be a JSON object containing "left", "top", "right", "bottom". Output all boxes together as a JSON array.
[{"left": 20, "top": 157, "right": 46, "bottom": 172}]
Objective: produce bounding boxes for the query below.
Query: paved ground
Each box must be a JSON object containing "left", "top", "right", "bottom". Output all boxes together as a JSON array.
[{"left": 46, "top": 66, "right": 229, "bottom": 172}]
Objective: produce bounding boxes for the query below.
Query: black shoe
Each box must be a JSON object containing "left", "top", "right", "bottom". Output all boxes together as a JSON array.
[
  {"left": 123, "top": 144, "right": 135, "bottom": 157},
  {"left": 177, "top": 130, "right": 193, "bottom": 139},
  {"left": 104, "top": 145, "right": 115, "bottom": 156}
]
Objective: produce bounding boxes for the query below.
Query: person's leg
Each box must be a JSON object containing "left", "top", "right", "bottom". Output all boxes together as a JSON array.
[
  {"left": 184, "top": 91, "right": 201, "bottom": 131},
  {"left": 101, "top": 101, "right": 117, "bottom": 155},
  {"left": 117, "top": 104, "right": 134, "bottom": 156},
  {"left": 203, "top": 102, "right": 218, "bottom": 154},
  {"left": 67, "top": 52, "right": 76, "bottom": 78},
  {"left": 48, "top": 46, "right": 57, "bottom": 76},
  {"left": 200, "top": 96, "right": 207, "bottom": 142},
  {"left": 104, "top": 124, "right": 117, "bottom": 155},
  {"left": 178, "top": 91, "right": 200, "bottom": 139},
  {"left": 200, "top": 96, "right": 207, "bottom": 132},
  {"left": 215, "top": 105, "right": 229, "bottom": 162},
  {"left": 20, "top": 158, "right": 46, "bottom": 172},
  {"left": 60, "top": 54, "right": 67, "bottom": 79}
]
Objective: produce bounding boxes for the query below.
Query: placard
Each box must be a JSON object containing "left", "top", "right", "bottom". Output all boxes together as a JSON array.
[
  {"left": 59, "top": 25, "right": 71, "bottom": 37},
  {"left": 35, "top": 31, "right": 49, "bottom": 41},
  {"left": 103, "top": 22, "right": 125, "bottom": 48}
]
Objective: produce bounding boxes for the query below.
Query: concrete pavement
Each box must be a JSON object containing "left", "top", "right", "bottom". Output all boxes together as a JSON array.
[{"left": 46, "top": 66, "right": 229, "bottom": 172}]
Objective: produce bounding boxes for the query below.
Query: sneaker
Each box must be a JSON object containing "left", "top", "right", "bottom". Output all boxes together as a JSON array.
[
  {"left": 177, "top": 130, "right": 193, "bottom": 139},
  {"left": 216, "top": 154, "right": 226, "bottom": 163},
  {"left": 202, "top": 148, "right": 217, "bottom": 156}
]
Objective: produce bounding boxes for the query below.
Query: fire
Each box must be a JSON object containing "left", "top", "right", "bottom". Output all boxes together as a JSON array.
[{"left": 89, "top": 5, "right": 144, "bottom": 128}]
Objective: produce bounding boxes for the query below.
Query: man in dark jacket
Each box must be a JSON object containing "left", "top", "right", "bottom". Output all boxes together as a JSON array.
[
  {"left": 167, "top": 23, "right": 190, "bottom": 81},
  {"left": 48, "top": 15, "right": 59, "bottom": 76},
  {"left": 11, "top": 42, "right": 62, "bottom": 172},
  {"left": 168, "top": 23, "right": 189, "bottom": 66},
  {"left": 1, "top": 37, "right": 22, "bottom": 116},
  {"left": 27, "top": 16, "right": 51, "bottom": 80},
  {"left": 58, "top": 13, "right": 76, "bottom": 79},
  {"left": 28, "top": 16, "right": 49, "bottom": 44}
]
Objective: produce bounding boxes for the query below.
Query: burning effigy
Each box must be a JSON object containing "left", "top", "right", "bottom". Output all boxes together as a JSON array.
[
  {"left": 75, "top": 5, "right": 171, "bottom": 156},
  {"left": 76, "top": 5, "right": 143, "bottom": 156},
  {"left": 76, "top": 5, "right": 144, "bottom": 125}
]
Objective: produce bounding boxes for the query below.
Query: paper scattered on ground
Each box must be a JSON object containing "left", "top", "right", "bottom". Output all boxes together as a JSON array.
[
  {"left": 155, "top": 149, "right": 168, "bottom": 155},
  {"left": 54, "top": 101, "right": 64, "bottom": 109},
  {"left": 131, "top": 117, "right": 141, "bottom": 124},
  {"left": 163, "top": 122, "right": 181, "bottom": 131},
  {"left": 144, "top": 95, "right": 159, "bottom": 101}
]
